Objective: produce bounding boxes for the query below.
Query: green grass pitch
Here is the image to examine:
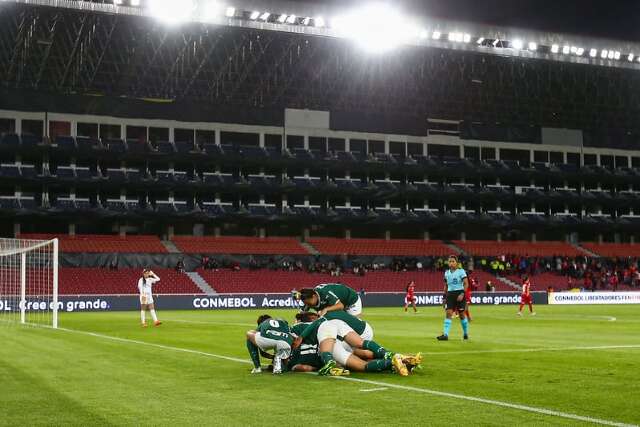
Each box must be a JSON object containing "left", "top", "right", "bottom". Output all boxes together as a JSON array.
[{"left": 1, "top": 305, "right": 639, "bottom": 426}]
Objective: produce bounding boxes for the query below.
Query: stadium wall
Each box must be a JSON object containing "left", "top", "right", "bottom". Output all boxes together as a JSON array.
[{"left": 1, "top": 292, "right": 548, "bottom": 313}]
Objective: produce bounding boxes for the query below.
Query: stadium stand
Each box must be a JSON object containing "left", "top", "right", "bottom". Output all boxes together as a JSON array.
[
  {"left": 307, "top": 238, "right": 454, "bottom": 256},
  {"left": 58, "top": 268, "right": 201, "bottom": 295},
  {"left": 454, "top": 240, "right": 586, "bottom": 257},
  {"left": 18, "top": 234, "right": 167, "bottom": 253},
  {"left": 198, "top": 269, "right": 512, "bottom": 294},
  {"left": 581, "top": 243, "right": 640, "bottom": 258},
  {"left": 171, "top": 236, "right": 309, "bottom": 255}
]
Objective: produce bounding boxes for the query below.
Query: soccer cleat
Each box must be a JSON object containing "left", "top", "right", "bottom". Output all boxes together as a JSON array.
[
  {"left": 436, "top": 334, "right": 449, "bottom": 341},
  {"left": 463, "top": 334, "right": 469, "bottom": 340},
  {"left": 328, "top": 367, "right": 350, "bottom": 376},
  {"left": 141, "top": 322, "right": 148, "bottom": 328},
  {"left": 251, "top": 367, "right": 262, "bottom": 374},
  {"left": 383, "top": 351, "right": 395, "bottom": 360},
  {"left": 531, "top": 312, "right": 537, "bottom": 316},
  {"left": 154, "top": 320, "right": 162, "bottom": 326},
  {"left": 392, "top": 354, "right": 409, "bottom": 377},
  {"left": 272, "top": 357, "right": 282, "bottom": 375},
  {"left": 517, "top": 312, "right": 522, "bottom": 316},
  {"left": 318, "top": 359, "right": 337, "bottom": 376},
  {"left": 402, "top": 352, "right": 423, "bottom": 369}
]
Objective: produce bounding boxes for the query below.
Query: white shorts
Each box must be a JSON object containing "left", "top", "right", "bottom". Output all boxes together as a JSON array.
[
  {"left": 346, "top": 297, "right": 362, "bottom": 316},
  {"left": 254, "top": 332, "right": 291, "bottom": 359},
  {"left": 332, "top": 341, "right": 353, "bottom": 367},
  {"left": 340, "top": 322, "right": 374, "bottom": 353},
  {"left": 140, "top": 293, "right": 154, "bottom": 305},
  {"left": 317, "top": 319, "right": 340, "bottom": 343}
]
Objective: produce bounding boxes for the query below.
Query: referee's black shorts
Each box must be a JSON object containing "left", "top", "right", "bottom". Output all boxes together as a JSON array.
[{"left": 445, "top": 290, "right": 466, "bottom": 311}]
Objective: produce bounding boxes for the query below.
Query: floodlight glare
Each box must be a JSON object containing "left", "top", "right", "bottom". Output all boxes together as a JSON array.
[
  {"left": 569, "top": 46, "right": 577, "bottom": 54},
  {"left": 563, "top": 46, "right": 571, "bottom": 54},
  {"left": 113, "top": 0, "right": 123, "bottom": 5},
  {"left": 249, "top": 11, "right": 260, "bottom": 20},
  {"left": 448, "top": 32, "right": 456, "bottom": 42},
  {"left": 628, "top": 54, "right": 635, "bottom": 62},
  {"left": 463, "top": 33, "right": 471, "bottom": 43},
  {"left": 302, "top": 17, "right": 311, "bottom": 25},
  {"left": 614, "top": 51, "right": 621, "bottom": 60},
  {"left": 314, "top": 17, "right": 325, "bottom": 27},
  {"left": 432, "top": 31, "right": 441, "bottom": 40},
  {"left": 286, "top": 15, "right": 296, "bottom": 24},
  {"left": 477, "top": 37, "right": 485, "bottom": 44},
  {"left": 277, "top": 14, "right": 287, "bottom": 23},
  {"left": 131, "top": 0, "right": 140, "bottom": 5},
  {"left": 551, "top": 44, "right": 559, "bottom": 53},
  {"left": 601, "top": 50, "right": 608, "bottom": 58},
  {"left": 420, "top": 30, "right": 429, "bottom": 39},
  {"left": 608, "top": 51, "right": 615, "bottom": 59},
  {"left": 149, "top": 0, "right": 195, "bottom": 24},
  {"left": 259, "top": 12, "right": 270, "bottom": 20},
  {"left": 493, "top": 39, "right": 500, "bottom": 47},
  {"left": 528, "top": 42, "right": 537, "bottom": 51},
  {"left": 225, "top": 7, "right": 235, "bottom": 17},
  {"left": 331, "top": 4, "right": 419, "bottom": 54},
  {"left": 589, "top": 48, "right": 597, "bottom": 57},
  {"left": 576, "top": 48, "right": 584, "bottom": 56},
  {"left": 203, "top": 1, "right": 222, "bottom": 22},
  {"left": 512, "top": 39, "right": 523, "bottom": 50}
]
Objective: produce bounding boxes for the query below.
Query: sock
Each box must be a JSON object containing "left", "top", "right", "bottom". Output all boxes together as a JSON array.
[
  {"left": 518, "top": 303, "right": 524, "bottom": 312},
  {"left": 529, "top": 303, "right": 534, "bottom": 313},
  {"left": 140, "top": 310, "right": 145, "bottom": 323},
  {"left": 320, "top": 352, "right": 334, "bottom": 364},
  {"left": 443, "top": 318, "right": 452, "bottom": 336},
  {"left": 365, "top": 359, "right": 392, "bottom": 372},
  {"left": 363, "top": 340, "right": 387, "bottom": 358},
  {"left": 246, "top": 340, "right": 261, "bottom": 368},
  {"left": 150, "top": 309, "right": 158, "bottom": 322},
  {"left": 461, "top": 318, "right": 469, "bottom": 335}
]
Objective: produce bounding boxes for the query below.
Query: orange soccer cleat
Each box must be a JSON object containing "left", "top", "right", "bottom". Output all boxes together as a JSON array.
[{"left": 154, "top": 320, "right": 162, "bottom": 326}]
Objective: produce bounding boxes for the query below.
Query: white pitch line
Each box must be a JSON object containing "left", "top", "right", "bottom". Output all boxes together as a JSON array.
[
  {"left": 359, "top": 387, "right": 388, "bottom": 392},
  {"left": 420, "top": 344, "right": 640, "bottom": 356},
  {"left": 37, "top": 326, "right": 637, "bottom": 427},
  {"left": 165, "top": 319, "right": 255, "bottom": 327}
]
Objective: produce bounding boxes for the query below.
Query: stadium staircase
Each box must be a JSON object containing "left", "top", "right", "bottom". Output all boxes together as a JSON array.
[
  {"left": 445, "top": 241, "right": 466, "bottom": 256},
  {"left": 495, "top": 276, "right": 522, "bottom": 291},
  {"left": 186, "top": 272, "right": 217, "bottom": 295},
  {"left": 300, "top": 241, "right": 320, "bottom": 255},
  {"left": 573, "top": 243, "right": 599, "bottom": 257},
  {"left": 161, "top": 240, "right": 182, "bottom": 253}
]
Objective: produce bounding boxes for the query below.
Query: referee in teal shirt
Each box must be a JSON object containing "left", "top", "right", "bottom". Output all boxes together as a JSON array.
[{"left": 437, "top": 255, "right": 470, "bottom": 341}]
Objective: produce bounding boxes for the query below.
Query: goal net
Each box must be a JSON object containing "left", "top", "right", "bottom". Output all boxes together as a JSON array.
[{"left": 0, "top": 238, "right": 59, "bottom": 328}]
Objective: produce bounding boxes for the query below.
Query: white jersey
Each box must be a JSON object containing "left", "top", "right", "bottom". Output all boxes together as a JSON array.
[{"left": 138, "top": 274, "right": 160, "bottom": 304}]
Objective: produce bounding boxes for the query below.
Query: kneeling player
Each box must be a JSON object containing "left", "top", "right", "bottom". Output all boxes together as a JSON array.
[{"left": 246, "top": 314, "right": 292, "bottom": 375}]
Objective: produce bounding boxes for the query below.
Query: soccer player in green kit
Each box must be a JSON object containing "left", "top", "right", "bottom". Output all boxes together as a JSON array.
[
  {"left": 298, "top": 283, "right": 362, "bottom": 317},
  {"left": 246, "top": 314, "right": 293, "bottom": 375},
  {"left": 293, "top": 310, "right": 420, "bottom": 376},
  {"left": 437, "top": 255, "right": 470, "bottom": 341}
]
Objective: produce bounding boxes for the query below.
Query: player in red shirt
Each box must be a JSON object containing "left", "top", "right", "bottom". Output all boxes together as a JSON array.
[
  {"left": 517, "top": 275, "right": 536, "bottom": 316},
  {"left": 403, "top": 281, "right": 418, "bottom": 313},
  {"left": 464, "top": 276, "right": 477, "bottom": 321}
]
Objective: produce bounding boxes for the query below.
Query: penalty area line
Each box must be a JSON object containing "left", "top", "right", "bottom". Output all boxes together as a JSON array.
[
  {"left": 420, "top": 344, "right": 640, "bottom": 356},
  {"left": 47, "top": 326, "right": 636, "bottom": 427}
]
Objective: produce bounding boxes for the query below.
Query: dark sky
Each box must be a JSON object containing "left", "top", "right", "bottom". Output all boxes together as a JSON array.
[{"left": 300, "top": 0, "right": 640, "bottom": 42}]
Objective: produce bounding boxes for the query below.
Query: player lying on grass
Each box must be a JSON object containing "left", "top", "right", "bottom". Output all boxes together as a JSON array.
[
  {"left": 286, "top": 312, "right": 331, "bottom": 373},
  {"left": 138, "top": 269, "right": 162, "bottom": 327},
  {"left": 297, "top": 283, "right": 362, "bottom": 317},
  {"left": 437, "top": 255, "right": 470, "bottom": 341},
  {"left": 246, "top": 314, "right": 293, "bottom": 375},
  {"left": 293, "top": 310, "right": 422, "bottom": 376}
]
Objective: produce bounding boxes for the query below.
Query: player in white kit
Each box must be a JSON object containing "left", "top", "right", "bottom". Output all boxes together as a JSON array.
[{"left": 138, "top": 269, "right": 162, "bottom": 327}]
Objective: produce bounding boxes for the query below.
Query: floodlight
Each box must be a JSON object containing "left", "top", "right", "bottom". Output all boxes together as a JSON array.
[
  {"left": 286, "top": 15, "right": 296, "bottom": 24},
  {"left": 576, "top": 48, "right": 584, "bottom": 56},
  {"left": 249, "top": 11, "right": 260, "bottom": 20},
  {"left": 628, "top": 54, "right": 635, "bottom": 62},
  {"left": 448, "top": 32, "right": 456, "bottom": 42},
  {"left": 463, "top": 33, "right": 471, "bottom": 43},
  {"left": 477, "top": 37, "right": 485, "bottom": 44},
  {"left": 277, "top": 14, "right": 287, "bottom": 23},
  {"left": 608, "top": 50, "right": 615, "bottom": 59},
  {"left": 528, "top": 42, "right": 537, "bottom": 51},
  {"left": 589, "top": 49, "right": 597, "bottom": 57},
  {"left": 493, "top": 39, "right": 500, "bottom": 47},
  {"left": 614, "top": 51, "right": 621, "bottom": 60},
  {"left": 113, "top": 0, "right": 123, "bottom": 5},
  {"left": 432, "top": 31, "right": 441, "bottom": 40},
  {"left": 563, "top": 46, "right": 571, "bottom": 54},
  {"left": 259, "top": 12, "right": 270, "bottom": 21},
  {"left": 302, "top": 17, "right": 311, "bottom": 25},
  {"left": 131, "top": 0, "right": 140, "bottom": 5},
  {"left": 149, "top": 0, "right": 195, "bottom": 24},
  {"left": 551, "top": 44, "right": 559, "bottom": 53},
  {"left": 569, "top": 46, "right": 576, "bottom": 54},
  {"left": 512, "top": 39, "right": 523, "bottom": 50},
  {"left": 225, "top": 7, "right": 235, "bottom": 17},
  {"left": 601, "top": 50, "right": 608, "bottom": 58},
  {"left": 314, "top": 17, "right": 325, "bottom": 27}
]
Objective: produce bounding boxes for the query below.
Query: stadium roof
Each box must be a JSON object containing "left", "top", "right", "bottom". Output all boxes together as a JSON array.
[{"left": 4, "top": 0, "right": 640, "bottom": 70}]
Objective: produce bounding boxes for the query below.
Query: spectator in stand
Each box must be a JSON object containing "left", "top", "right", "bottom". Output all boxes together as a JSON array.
[
  {"left": 201, "top": 255, "right": 209, "bottom": 269},
  {"left": 609, "top": 273, "right": 619, "bottom": 291},
  {"left": 109, "top": 259, "right": 118, "bottom": 270},
  {"left": 175, "top": 258, "right": 185, "bottom": 273},
  {"left": 485, "top": 281, "right": 495, "bottom": 292}
]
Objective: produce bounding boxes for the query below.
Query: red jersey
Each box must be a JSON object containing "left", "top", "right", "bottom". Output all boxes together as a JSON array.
[
  {"left": 522, "top": 280, "right": 531, "bottom": 296},
  {"left": 465, "top": 278, "right": 476, "bottom": 300},
  {"left": 406, "top": 284, "right": 415, "bottom": 298}
]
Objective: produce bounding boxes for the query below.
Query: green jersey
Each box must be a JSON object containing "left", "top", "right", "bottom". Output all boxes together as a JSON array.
[
  {"left": 257, "top": 318, "right": 293, "bottom": 345},
  {"left": 299, "top": 310, "right": 367, "bottom": 342},
  {"left": 304, "top": 283, "right": 359, "bottom": 311},
  {"left": 286, "top": 322, "right": 321, "bottom": 371}
]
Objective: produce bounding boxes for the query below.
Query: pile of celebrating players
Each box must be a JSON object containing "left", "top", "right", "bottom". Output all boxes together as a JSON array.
[{"left": 246, "top": 283, "right": 423, "bottom": 376}]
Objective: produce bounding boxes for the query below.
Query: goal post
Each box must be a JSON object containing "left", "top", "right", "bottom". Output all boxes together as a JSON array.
[{"left": 0, "top": 237, "right": 59, "bottom": 328}]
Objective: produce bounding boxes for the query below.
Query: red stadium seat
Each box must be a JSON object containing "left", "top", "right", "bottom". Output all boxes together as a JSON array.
[
  {"left": 454, "top": 240, "right": 585, "bottom": 257},
  {"left": 306, "top": 238, "right": 455, "bottom": 256},
  {"left": 581, "top": 243, "right": 640, "bottom": 258},
  {"left": 172, "top": 236, "right": 308, "bottom": 255},
  {"left": 19, "top": 234, "right": 167, "bottom": 254}
]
